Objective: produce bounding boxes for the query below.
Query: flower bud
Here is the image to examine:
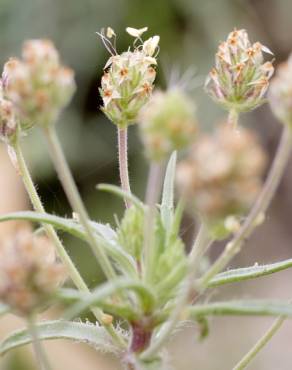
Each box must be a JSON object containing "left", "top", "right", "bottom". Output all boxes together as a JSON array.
[
  {"left": 2, "top": 39, "right": 76, "bottom": 128},
  {"left": 99, "top": 27, "right": 158, "bottom": 127},
  {"left": 176, "top": 123, "right": 267, "bottom": 239},
  {"left": 0, "top": 229, "right": 65, "bottom": 315},
  {"left": 117, "top": 206, "right": 144, "bottom": 262},
  {"left": 268, "top": 54, "right": 292, "bottom": 126},
  {"left": 138, "top": 88, "right": 198, "bottom": 161},
  {"left": 205, "top": 29, "right": 274, "bottom": 114}
]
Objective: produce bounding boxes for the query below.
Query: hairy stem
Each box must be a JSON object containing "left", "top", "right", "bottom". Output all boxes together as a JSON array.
[
  {"left": 43, "top": 126, "right": 116, "bottom": 280},
  {"left": 13, "top": 136, "right": 89, "bottom": 292},
  {"left": 27, "top": 315, "right": 52, "bottom": 370},
  {"left": 13, "top": 136, "right": 124, "bottom": 348},
  {"left": 199, "top": 126, "right": 292, "bottom": 289},
  {"left": 118, "top": 127, "right": 131, "bottom": 208},
  {"left": 141, "top": 223, "right": 212, "bottom": 360},
  {"left": 228, "top": 109, "right": 239, "bottom": 129},
  {"left": 232, "top": 316, "right": 285, "bottom": 370},
  {"left": 42, "top": 126, "right": 125, "bottom": 347}
]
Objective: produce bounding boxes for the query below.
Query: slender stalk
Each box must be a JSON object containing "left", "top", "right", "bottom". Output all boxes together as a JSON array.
[
  {"left": 43, "top": 125, "right": 116, "bottom": 281},
  {"left": 13, "top": 136, "right": 88, "bottom": 293},
  {"left": 13, "top": 136, "right": 125, "bottom": 348},
  {"left": 141, "top": 224, "right": 212, "bottom": 360},
  {"left": 199, "top": 126, "right": 292, "bottom": 289},
  {"left": 118, "top": 127, "right": 131, "bottom": 208},
  {"left": 228, "top": 109, "right": 239, "bottom": 129},
  {"left": 27, "top": 315, "right": 52, "bottom": 370},
  {"left": 143, "top": 161, "right": 165, "bottom": 282},
  {"left": 232, "top": 316, "right": 285, "bottom": 370}
]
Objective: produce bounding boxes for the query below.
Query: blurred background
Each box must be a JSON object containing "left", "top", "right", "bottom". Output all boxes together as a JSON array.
[{"left": 1, "top": 0, "right": 292, "bottom": 369}]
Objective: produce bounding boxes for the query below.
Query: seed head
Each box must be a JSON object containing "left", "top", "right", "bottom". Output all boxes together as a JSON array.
[
  {"left": 138, "top": 88, "right": 198, "bottom": 161},
  {"left": 0, "top": 82, "right": 17, "bottom": 143},
  {"left": 205, "top": 29, "right": 274, "bottom": 114},
  {"left": 2, "top": 39, "right": 76, "bottom": 128},
  {"left": 176, "top": 123, "right": 267, "bottom": 239},
  {"left": 99, "top": 27, "right": 159, "bottom": 127},
  {"left": 0, "top": 229, "right": 65, "bottom": 315},
  {"left": 268, "top": 54, "right": 292, "bottom": 126}
]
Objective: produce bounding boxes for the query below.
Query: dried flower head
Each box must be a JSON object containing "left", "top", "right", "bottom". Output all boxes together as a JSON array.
[
  {"left": 268, "top": 54, "right": 292, "bottom": 126},
  {"left": 0, "top": 230, "right": 65, "bottom": 315},
  {"left": 176, "top": 123, "right": 267, "bottom": 239},
  {"left": 0, "top": 82, "right": 17, "bottom": 143},
  {"left": 2, "top": 39, "right": 76, "bottom": 128},
  {"left": 138, "top": 88, "right": 198, "bottom": 161},
  {"left": 205, "top": 29, "right": 274, "bottom": 114},
  {"left": 99, "top": 27, "right": 159, "bottom": 127}
]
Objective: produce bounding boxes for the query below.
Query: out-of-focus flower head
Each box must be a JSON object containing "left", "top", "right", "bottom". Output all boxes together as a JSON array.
[
  {"left": 268, "top": 54, "right": 292, "bottom": 126},
  {"left": 138, "top": 88, "right": 198, "bottom": 161},
  {"left": 0, "top": 229, "right": 65, "bottom": 315},
  {"left": 98, "top": 26, "right": 159, "bottom": 127},
  {"left": 0, "top": 81, "right": 17, "bottom": 143},
  {"left": 2, "top": 39, "right": 76, "bottom": 128},
  {"left": 176, "top": 123, "right": 267, "bottom": 239},
  {"left": 205, "top": 29, "right": 274, "bottom": 115}
]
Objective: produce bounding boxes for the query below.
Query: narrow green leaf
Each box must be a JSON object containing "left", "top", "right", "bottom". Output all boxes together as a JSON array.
[
  {"left": 188, "top": 300, "right": 292, "bottom": 319},
  {"left": 58, "top": 289, "right": 139, "bottom": 321},
  {"left": 207, "top": 259, "right": 292, "bottom": 288},
  {"left": 0, "top": 211, "right": 137, "bottom": 277},
  {"left": 161, "top": 151, "right": 177, "bottom": 230},
  {"left": 0, "top": 320, "right": 118, "bottom": 356},
  {"left": 97, "top": 184, "right": 144, "bottom": 210},
  {"left": 63, "top": 278, "right": 156, "bottom": 320}
]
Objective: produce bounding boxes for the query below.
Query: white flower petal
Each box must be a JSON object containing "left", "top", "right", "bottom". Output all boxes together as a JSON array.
[
  {"left": 261, "top": 44, "right": 274, "bottom": 55},
  {"left": 143, "top": 36, "right": 160, "bottom": 56},
  {"left": 126, "top": 27, "right": 148, "bottom": 38},
  {"left": 106, "top": 27, "right": 116, "bottom": 39}
]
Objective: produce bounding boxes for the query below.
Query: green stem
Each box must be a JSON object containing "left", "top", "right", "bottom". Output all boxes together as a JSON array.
[
  {"left": 143, "top": 160, "right": 164, "bottom": 283},
  {"left": 13, "top": 135, "right": 125, "bottom": 348},
  {"left": 232, "top": 316, "right": 285, "bottom": 370},
  {"left": 118, "top": 126, "right": 131, "bottom": 208},
  {"left": 43, "top": 125, "right": 116, "bottom": 281},
  {"left": 27, "top": 315, "right": 52, "bottom": 370},
  {"left": 228, "top": 109, "right": 239, "bottom": 129},
  {"left": 13, "top": 135, "right": 87, "bottom": 293},
  {"left": 199, "top": 126, "right": 292, "bottom": 289},
  {"left": 141, "top": 223, "right": 211, "bottom": 360}
]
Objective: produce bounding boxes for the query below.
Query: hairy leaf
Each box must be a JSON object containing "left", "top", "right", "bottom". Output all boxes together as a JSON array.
[
  {"left": 0, "top": 320, "right": 118, "bottom": 356},
  {"left": 0, "top": 211, "right": 137, "bottom": 277},
  {"left": 97, "top": 183, "right": 144, "bottom": 210},
  {"left": 207, "top": 259, "right": 292, "bottom": 287},
  {"left": 188, "top": 300, "right": 292, "bottom": 318},
  {"left": 63, "top": 278, "right": 156, "bottom": 319}
]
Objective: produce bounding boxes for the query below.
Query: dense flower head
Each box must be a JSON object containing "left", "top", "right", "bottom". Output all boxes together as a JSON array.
[
  {"left": 99, "top": 27, "right": 159, "bottom": 127},
  {"left": 2, "top": 39, "right": 76, "bottom": 128},
  {"left": 176, "top": 123, "right": 267, "bottom": 239},
  {"left": 0, "top": 229, "right": 65, "bottom": 315},
  {"left": 0, "top": 82, "right": 17, "bottom": 143},
  {"left": 268, "top": 54, "right": 292, "bottom": 126},
  {"left": 138, "top": 88, "right": 198, "bottom": 161},
  {"left": 205, "top": 29, "right": 274, "bottom": 113}
]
